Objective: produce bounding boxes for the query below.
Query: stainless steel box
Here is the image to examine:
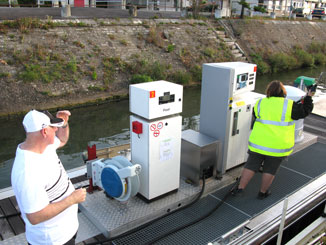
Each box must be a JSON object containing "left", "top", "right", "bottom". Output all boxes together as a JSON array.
[{"left": 180, "top": 129, "right": 221, "bottom": 185}]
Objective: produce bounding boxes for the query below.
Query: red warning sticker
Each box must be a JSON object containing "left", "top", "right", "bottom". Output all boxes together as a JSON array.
[
  {"left": 153, "top": 130, "right": 160, "bottom": 137},
  {"left": 150, "top": 124, "right": 156, "bottom": 131}
]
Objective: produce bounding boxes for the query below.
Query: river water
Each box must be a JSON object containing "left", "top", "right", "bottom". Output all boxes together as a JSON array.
[{"left": 0, "top": 66, "right": 324, "bottom": 189}]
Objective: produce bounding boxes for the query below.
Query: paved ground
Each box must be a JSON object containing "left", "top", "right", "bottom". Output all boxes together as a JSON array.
[{"left": 0, "top": 7, "right": 182, "bottom": 20}]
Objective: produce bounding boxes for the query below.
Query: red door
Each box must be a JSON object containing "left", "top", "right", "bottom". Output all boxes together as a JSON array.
[{"left": 74, "top": 0, "right": 84, "bottom": 7}]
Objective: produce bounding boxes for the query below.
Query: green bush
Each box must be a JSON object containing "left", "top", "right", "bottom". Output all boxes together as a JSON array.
[
  {"left": 253, "top": 6, "right": 267, "bottom": 13},
  {"left": 67, "top": 59, "right": 77, "bottom": 73},
  {"left": 307, "top": 42, "right": 326, "bottom": 54},
  {"left": 250, "top": 53, "right": 271, "bottom": 75},
  {"left": 313, "top": 53, "right": 326, "bottom": 65},
  {"left": 168, "top": 70, "right": 192, "bottom": 85},
  {"left": 255, "top": 59, "right": 271, "bottom": 74},
  {"left": 203, "top": 47, "right": 216, "bottom": 58},
  {"left": 19, "top": 64, "right": 42, "bottom": 82},
  {"left": 292, "top": 48, "right": 314, "bottom": 67},
  {"left": 0, "top": 72, "right": 10, "bottom": 78},
  {"left": 92, "top": 71, "right": 97, "bottom": 80},
  {"left": 268, "top": 53, "right": 297, "bottom": 73},
  {"left": 167, "top": 44, "right": 175, "bottom": 53},
  {"left": 190, "top": 65, "right": 202, "bottom": 83},
  {"left": 147, "top": 61, "right": 168, "bottom": 80},
  {"left": 88, "top": 85, "right": 105, "bottom": 91},
  {"left": 130, "top": 74, "right": 152, "bottom": 84}
]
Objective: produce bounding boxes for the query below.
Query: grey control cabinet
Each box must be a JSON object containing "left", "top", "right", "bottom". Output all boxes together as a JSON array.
[
  {"left": 199, "top": 62, "right": 263, "bottom": 175},
  {"left": 180, "top": 129, "right": 221, "bottom": 185}
]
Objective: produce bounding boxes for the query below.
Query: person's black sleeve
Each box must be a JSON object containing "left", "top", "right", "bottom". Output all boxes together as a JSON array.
[
  {"left": 291, "top": 96, "right": 314, "bottom": 120},
  {"left": 251, "top": 108, "right": 256, "bottom": 129}
]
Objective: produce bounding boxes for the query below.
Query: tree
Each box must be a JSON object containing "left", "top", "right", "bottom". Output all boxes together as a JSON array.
[
  {"left": 254, "top": 5, "right": 267, "bottom": 13},
  {"left": 238, "top": 0, "right": 250, "bottom": 18},
  {"left": 191, "top": 0, "right": 203, "bottom": 18}
]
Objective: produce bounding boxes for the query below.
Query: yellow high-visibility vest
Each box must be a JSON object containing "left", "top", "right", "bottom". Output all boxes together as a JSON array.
[{"left": 248, "top": 97, "right": 295, "bottom": 157}]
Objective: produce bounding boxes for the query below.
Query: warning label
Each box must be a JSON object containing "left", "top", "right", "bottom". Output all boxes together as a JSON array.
[{"left": 150, "top": 122, "right": 164, "bottom": 137}]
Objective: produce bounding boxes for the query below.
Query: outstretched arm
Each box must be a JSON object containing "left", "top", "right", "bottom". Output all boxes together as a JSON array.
[
  {"left": 291, "top": 91, "right": 314, "bottom": 120},
  {"left": 56, "top": 110, "right": 71, "bottom": 148}
]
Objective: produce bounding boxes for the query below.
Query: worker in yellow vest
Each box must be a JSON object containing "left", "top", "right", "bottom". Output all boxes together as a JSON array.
[{"left": 232, "top": 80, "right": 314, "bottom": 199}]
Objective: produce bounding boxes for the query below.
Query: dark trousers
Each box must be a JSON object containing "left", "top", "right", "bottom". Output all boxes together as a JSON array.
[{"left": 28, "top": 232, "right": 77, "bottom": 245}]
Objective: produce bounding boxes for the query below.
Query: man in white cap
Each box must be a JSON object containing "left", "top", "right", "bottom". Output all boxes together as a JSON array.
[{"left": 11, "top": 110, "right": 87, "bottom": 245}]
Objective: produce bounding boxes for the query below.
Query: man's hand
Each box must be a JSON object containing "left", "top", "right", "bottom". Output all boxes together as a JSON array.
[
  {"left": 69, "top": 188, "right": 87, "bottom": 205},
  {"left": 56, "top": 110, "right": 71, "bottom": 147},
  {"left": 56, "top": 110, "right": 71, "bottom": 125}
]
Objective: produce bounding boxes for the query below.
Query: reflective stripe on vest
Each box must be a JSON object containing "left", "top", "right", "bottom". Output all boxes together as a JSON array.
[
  {"left": 255, "top": 119, "right": 295, "bottom": 126},
  {"left": 249, "top": 142, "right": 294, "bottom": 153}
]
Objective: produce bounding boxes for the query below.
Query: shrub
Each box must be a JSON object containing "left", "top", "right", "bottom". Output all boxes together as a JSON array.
[
  {"left": 190, "top": 65, "right": 202, "bottom": 83},
  {"left": 147, "top": 27, "right": 164, "bottom": 48},
  {"left": 67, "top": 58, "right": 77, "bottom": 73},
  {"left": 307, "top": 42, "right": 326, "bottom": 54},
  {"left": 88, "top": 85, "right": 104, "bottom": 91},
  {"left": 203, "top": 47, "right": 216, "bottom": 58},
  {"left": 313, "top": 53, "right": 326, "bottom": 65},
  {"left": 167, "top": 44, "right": 175, "bottom": 53},
  {"left": 268, "top": 53, "right": 297, "bottom": 73},
  {"left": 168, "top": 70, "right": 192, "bottom": 85},
  {"left": 92, "top": 71, "right": 97, "bottom": 80},
  {"left": 130, "top": 74, "right": 152, "bottom": 84},
  {"left": 0, "top": 72, "right": 10, "bottom": 78},
  {"left": 19, "top": 64, "right": 42, "bottom": 82},
  {"left": 119, "top": 39, "right": 128, "bottom": 46},
  {"left": 254, "top": 6, "right": 267, "bottom": 13},
  {"left": 250, "top": 53, "right": 271, "bottom": 75},
  {"left": 73, "top": 41, "right": 85, "bottom": 48},
  {"left": 292, "top": 47, "right": 314, "bottom": 68},
  {"left": 148, "top": 61, "right": 168, "bottom": 80}
]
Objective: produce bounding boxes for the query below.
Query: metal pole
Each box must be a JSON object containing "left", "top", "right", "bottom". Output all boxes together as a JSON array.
[{"left": 277, "top": 197, "right": 289, "bottom": 245}]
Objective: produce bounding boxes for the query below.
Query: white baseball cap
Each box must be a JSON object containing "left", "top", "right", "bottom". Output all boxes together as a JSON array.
[{"left": 23, "top": 110, "right": 64, "bottom": 133}]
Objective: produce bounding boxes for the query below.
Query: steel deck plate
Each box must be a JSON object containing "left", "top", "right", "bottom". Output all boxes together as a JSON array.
[
  {"left": 211, "top": 167, "right": 312, "bottom": 217},
  {"left": 78, "top": 176, "right": 234, "bottom": 238},
  {"left": 282, "top": 142, "right": 326, "bottom": 178},
  {"left": 113, "top": 195, "right": 250, "bottom": 245}
]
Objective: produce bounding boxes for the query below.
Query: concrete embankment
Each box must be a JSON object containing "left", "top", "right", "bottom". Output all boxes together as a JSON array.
[{"left": 222, "top": 19, "right": 326, "bottom": 57}]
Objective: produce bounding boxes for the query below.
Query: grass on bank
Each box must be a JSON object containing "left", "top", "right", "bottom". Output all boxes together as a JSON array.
[
  {"left": 12, "top": 41, "right": 326, "bottom": 87},
  {"left": 251, "top": 42, "right": 326, "bottom": 75},
  {"left": 2, "top": 18, "right": 326, "bottom": 90}
]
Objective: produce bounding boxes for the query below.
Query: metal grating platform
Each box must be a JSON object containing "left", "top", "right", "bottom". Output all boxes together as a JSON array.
[
  {"left": 211, "top": 167, "right": 312, "bottom": 217},
  {"left": 113, "top": 195, "right": 250, "bottom": 245},
  {"left": 108, "top": 140, "right": 325, "bottom": 245},
  {"left": 78, "top": 174, "right": 235, "bottom": 238},
  {"left": 282, "top": 142, "right": 326, "bottom": 178}
]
